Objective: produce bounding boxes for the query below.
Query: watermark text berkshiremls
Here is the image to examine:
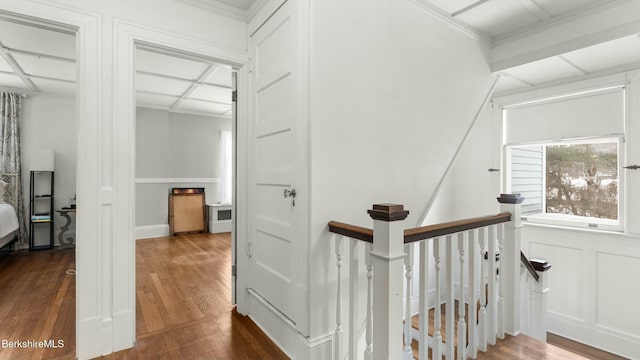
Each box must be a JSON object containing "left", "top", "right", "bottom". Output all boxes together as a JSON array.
[{"left": 2, "top": 339, "right": 65, "bottom": 349}]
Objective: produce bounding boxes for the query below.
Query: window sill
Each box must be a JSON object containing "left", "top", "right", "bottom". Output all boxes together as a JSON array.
[{"left": 522, "top": 213, "right": 621, "bottom": 232}]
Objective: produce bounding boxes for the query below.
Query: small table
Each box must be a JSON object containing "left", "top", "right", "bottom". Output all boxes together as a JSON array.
[{"left": 56, "top": 208, "right": 76, "bottom": 248}]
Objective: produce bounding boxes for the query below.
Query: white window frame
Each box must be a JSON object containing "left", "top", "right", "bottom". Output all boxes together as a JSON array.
[
  {"left": 498, "top": 82, "right": 628, "bottom": 233},
  {"left": 506, "top": 136, "right": 625, "bottom": 232}
]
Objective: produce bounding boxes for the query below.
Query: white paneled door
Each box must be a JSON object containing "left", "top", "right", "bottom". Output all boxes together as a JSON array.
[{"left": 248, "top": 0, "right": 307, "bottom": 330}]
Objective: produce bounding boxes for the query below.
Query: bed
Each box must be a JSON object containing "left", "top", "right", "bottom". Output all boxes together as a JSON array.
[{"left": 0, "top": 203, "right": 19, "bottom": 249}]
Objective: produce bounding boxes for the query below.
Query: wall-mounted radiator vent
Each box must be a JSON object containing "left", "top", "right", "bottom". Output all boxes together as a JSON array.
[
  {"left": 218, "top": 209, "right": 232, "bottom": 221},
  {"left": 208, "top": 204, "right": 232, "bottom": 233}
]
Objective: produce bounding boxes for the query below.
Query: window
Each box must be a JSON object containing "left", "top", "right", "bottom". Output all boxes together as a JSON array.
[
  {"left": 219, "top": 130, "right": 232, "bottom": 204},
  {"left": 503, "top": 86, "right": 625, "bottom": 231},
  {"left": 508, "top": 137, "right": 622, "bottom": 230}
]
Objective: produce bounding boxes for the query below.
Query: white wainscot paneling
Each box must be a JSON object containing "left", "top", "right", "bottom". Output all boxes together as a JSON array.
[
  {"left": 596, "top": 251, "right": 640, "bottom": 337},
  {"left": 529, "top": 242, "right": 584, "bottom": 321}
]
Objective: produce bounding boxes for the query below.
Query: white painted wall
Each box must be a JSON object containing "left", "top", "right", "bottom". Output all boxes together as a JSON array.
[
  {"left": 135, "top": 107, "right": 231, "bottom": 232},
  {"left": 450, "top": 103, "right": 500, "bottom": 218},
  {"left": 308, "top": 0, "right": 493, "bottom": 345},
  {"left": 21, "top": 92, "right": 76, "bottom": 246}
]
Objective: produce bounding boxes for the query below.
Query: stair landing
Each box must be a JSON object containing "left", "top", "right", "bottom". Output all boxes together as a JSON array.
[
  {"left": 409, "top": 307, "right": 626, "bottom": 360},
  {"left": 476, "top": 334, "right": 590, "bottom": 360}
]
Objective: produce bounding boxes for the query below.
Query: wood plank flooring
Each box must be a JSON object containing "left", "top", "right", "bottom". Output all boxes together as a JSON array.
[
  {"left": 0, "top": 233, "right": 287, "bottom": 360},
  {"left": 106, "top": 232, "right": 287, "bottom": 360},
  {"left": 0, "top": 248, "right": 76, "bottom": 360}
]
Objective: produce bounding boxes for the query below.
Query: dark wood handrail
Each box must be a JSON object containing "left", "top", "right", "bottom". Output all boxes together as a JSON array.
[
  {"left": 404, "top": 212, "right": 511, "bottom": 244},
  {"left": 328, "top": 221, "right": 373, "bottom": 243},
  {"left": 521, "top": 251, "right": 540, "bottom": 282}
]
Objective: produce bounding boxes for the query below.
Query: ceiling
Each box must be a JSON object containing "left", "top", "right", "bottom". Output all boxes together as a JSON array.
[
  {"left": 0, "top": 1, "right": 638, "bottom": 106},
  {"left": 422, "top": 0, "right": 640, "bottom": 94},
  {"left": 0, "top": 18, "right": 76, "bottom": 95},
  {"left": 135, "top": 48, "right": 233, "bottom": 118},
  {"left": 0, "top": 17, "right": 232, "bottom": 118}
]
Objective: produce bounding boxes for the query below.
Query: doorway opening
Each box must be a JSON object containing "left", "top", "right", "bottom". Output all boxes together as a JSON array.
[
  {"left": 0, "top": 11, "right": 78, "bottom": 359},
  {"left": 132, "top": 42, "right": 239, "bottom": 341}
]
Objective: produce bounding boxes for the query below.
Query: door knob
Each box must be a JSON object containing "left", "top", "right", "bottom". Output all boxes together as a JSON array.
[{"left": 284, "top": 189, "right": 296, "bottom": 206}]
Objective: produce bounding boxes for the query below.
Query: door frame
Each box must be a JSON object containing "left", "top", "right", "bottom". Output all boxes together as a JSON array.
[
  {"left": 113, "top": 19, "right": 250, "bottom": 348},
  {"left": 0, "top": 2, "right": 101, "bottom": 358}
]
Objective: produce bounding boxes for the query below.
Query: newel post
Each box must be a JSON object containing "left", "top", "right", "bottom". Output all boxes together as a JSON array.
[
  {"left": 497, "top": 194, "right": 524, "bottom": 336},
  {"left": 368, "top": 204, "right": 409, "bottom": 360},
  {"left": 530, "top": 258, "right": 552, "bottom": 341}
]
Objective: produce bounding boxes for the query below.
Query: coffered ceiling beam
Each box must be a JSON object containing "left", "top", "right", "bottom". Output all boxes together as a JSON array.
[
  {"left": 170, "top": 65, "right": 217, "bottom": 110},
  {"left": 451, "top": 0, "right": 492, "bottom": 18},
  {"left": 491, "top": 0, "right": 640, "bottom": 72},
  {"left": 4, "top": 46, "right": 75, "bottom": 63},
  {"left": 136, "top": 70, "right": 232, "bottom": 89},
  {"left": 558, "top": 55, "right": 589, "bottom": 75},
  {"left": 0, "top": 40, "right": 38, "bottom": 91}
]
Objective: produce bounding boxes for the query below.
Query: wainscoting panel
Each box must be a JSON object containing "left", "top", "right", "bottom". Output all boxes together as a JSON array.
[
  {"left": 522, "top": 224, "right": 640, "bottom": 359},
  {"left": 528, "top": 242, "right": 585, "bottom": 322},
  {"left": 596, "top": 251, "right": 640, "bottom": 338}
]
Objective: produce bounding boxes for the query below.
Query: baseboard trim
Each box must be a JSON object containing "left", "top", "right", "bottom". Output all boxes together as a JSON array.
[
  {"left": 112, "top": 310, "right": 134, "bottom": 353},
  {"left": 247, "top": 289, "right": 295, "bottom": 358},
  {"left": 135, "top": 225, "right": 169, "bottom": 239},
  {"left": 76, "top": 317, "right": 103, "bottom": 360},
  {"left": 548, "top": 312, "right": 640, "bottom": 359}
]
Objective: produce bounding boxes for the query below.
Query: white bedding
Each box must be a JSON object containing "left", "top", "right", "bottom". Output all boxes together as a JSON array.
[{"left": 0, "top": 203, "right": 19, "bottom": 239}]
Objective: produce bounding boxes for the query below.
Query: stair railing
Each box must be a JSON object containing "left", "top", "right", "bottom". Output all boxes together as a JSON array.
[
  {"left": 328, "top": 193, "right": 549, "bottom": 360},
  {"left": 519, "top": 252, "right": 552, "bottom": 341}
]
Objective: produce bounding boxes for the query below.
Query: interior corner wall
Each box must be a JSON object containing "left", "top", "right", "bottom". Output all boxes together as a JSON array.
[
  {"left": 135, "top": 107, "right": 231, "bottom": 230},
  {"left": 21, "top": 92, "right": 77, "bottom": 246},
  {"left": 307, "top": 0, "right": 493, "bottom": 341}
]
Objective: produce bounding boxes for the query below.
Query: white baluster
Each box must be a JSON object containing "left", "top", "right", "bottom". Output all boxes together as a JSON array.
[
  {"left": 457, "top": 233, "right": 467, "bottom": 360},
  {"left": 478, "top": 227, "right": 487, "bottom": 352},
  {"left": 418, "top": 240, "right": 430, "bottom": 360},
  {"left": 365, "top": 243, "right": 373, "bottom": 360},
  {"left": 497, "top": 223, "right": 505, "bottom": 339},
  {"left": 487, "top": 225, "right": 497, "bottom": 345},
  {"left": 468, "top": 230, "right": 478, "bottom": 359},
  {"left": 350, "top": 240, "right": 359, "bottom": 360},
  {"left": 335, "top": 235, "right": 344, "bottom": 360},
  {"left": 403, "top": 243, "right": 415, "bottom": 360},
  {"left": 445, "top": 235, "right": 455, "bottom": 359},
  {"left": 433, "top": 238, "right": 443, "bottom": 359}
]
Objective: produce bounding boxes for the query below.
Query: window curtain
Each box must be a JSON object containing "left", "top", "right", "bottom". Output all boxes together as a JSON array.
[
  {"left": 0, "top": 93, "right": 27, "bottom": 244},
  {"left": 219, "top": 130, "right": 232, "bottom": 204}
]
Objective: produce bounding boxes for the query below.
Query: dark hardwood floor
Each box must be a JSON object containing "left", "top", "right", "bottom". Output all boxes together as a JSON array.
[
  {"left": 0, "top": 233, "right": 287, "bottom": 360},
  {"left": 0, "top": 247, "right": 76, "bottom": 360},
  {"left": 107, "top": 232, "right": 288, "bottom": 360}
]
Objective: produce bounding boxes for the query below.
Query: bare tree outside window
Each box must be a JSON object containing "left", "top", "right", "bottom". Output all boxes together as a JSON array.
[{"left": 545, "top": 142, "right": 618, "bottom": 219}]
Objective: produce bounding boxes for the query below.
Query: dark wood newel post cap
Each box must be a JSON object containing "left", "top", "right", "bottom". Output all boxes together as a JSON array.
[
  {"left": 497, "top": 193, "right": 524, "bottom": 204},
  {"left": 368, "top": 204, "right": 410, "bottom": 221}
]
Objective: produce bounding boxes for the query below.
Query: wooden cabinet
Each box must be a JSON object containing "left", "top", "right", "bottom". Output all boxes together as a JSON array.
[{"left": 169, "top": 190, "right": 206, "bottom": 235}]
